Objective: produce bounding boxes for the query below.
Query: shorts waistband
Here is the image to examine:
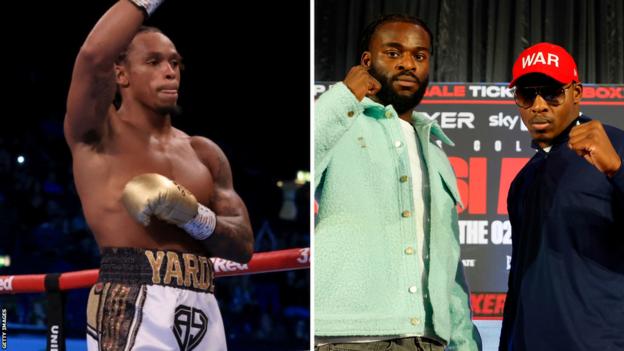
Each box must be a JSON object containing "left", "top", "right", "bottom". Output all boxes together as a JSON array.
[{"left": 99, "top": 247, "right": 215, "bottom": 293}]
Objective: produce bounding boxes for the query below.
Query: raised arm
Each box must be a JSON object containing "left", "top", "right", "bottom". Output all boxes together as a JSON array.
[
  {"left": 314, "top": 66, "right": 380, "bottom": 189},
  {"left": 64, "top": 0, "right": 155, "bottom": 147}
]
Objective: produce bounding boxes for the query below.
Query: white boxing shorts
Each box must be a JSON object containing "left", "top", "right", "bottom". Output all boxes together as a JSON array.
[{"left": 86, "top": 247, "right": 226, "bottom": 351}]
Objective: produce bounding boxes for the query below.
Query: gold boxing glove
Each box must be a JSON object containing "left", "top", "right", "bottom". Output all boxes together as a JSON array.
[{"left": 122, "top": 173, "right": 216, "bottom": 240}]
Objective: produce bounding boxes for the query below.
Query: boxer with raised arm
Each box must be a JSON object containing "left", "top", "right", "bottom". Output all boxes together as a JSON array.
[{"left": 64, "top": 1, "right": 253, "bottom": 349}]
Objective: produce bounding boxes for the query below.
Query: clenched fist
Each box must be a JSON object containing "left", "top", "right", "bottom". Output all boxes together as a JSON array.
[
  {"left": 343, "top": 65, "right": 382, "bottom": 101},
  {"left": 569, "top": 120, "right": 622, "bottom": 177}
]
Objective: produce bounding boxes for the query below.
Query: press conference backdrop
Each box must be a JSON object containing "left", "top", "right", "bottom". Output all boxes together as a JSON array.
[{"left": 314, "top": 82, "right": 624, "bottom": 319}]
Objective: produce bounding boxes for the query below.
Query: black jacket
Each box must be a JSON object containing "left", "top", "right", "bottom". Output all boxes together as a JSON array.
[{"left": 500, "top": 115, "right": 624, "bottom": 351}]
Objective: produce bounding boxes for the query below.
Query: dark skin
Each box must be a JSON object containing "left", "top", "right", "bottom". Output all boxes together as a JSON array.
[
  {"left": 64, "top": 0, "right": 253, "bottom": 262},
  {"left": 516, "top": 74, "right": 622, "bottom": 177},
  {"left": 343, "top": 21, "right": 431, "bottom": 122}
]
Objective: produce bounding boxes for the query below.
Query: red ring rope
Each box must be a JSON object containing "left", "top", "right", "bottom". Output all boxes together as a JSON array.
[{"left": 0, "top": 247, "right": 310, "bottom": 294}]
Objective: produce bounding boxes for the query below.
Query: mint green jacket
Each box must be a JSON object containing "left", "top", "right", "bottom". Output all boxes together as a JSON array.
[{"left": 314, "top": 83, "right": 482, "bottom": 350}]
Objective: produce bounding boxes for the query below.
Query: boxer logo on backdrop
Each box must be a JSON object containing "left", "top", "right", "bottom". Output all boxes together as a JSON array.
[{"left": 422, "top": 112, "right": 475, "bottom": 129}]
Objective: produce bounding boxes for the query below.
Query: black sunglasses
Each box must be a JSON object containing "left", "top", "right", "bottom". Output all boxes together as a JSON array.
[{"left": 513, "top": 83, "right": 574, "bottom": 108}]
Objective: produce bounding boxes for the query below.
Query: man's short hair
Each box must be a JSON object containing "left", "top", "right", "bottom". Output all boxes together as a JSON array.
[
  {"left": 115, "top": 26, "right": 164, "bottom": 65},
  {"left": 358, "top": 14, "right": 434, "bottom": 58}
]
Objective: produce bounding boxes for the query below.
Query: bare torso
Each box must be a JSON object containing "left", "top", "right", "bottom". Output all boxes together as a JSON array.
[
  {"left": 72, "top": 110, "right": 215, "bottom": 253},
  {"left": 64, "top": 2, "right": 252, "bottom": 262}
]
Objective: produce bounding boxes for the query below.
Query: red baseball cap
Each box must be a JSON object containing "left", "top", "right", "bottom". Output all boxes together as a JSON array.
[{"left": 509, "top": 42, "right": 579, "bottom": 87}]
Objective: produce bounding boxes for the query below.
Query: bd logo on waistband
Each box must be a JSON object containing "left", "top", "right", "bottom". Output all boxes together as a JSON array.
[{"left": 173, "top": 305, "right": 208, "bottom": 351}]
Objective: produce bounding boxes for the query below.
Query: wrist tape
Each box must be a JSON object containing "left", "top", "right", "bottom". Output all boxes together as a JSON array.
[
  {"left": 127, "top": 0, "right": 164, "bottom": 16},
  {"left": 181, "top": 204, "right": 216, "bottom": 240}
]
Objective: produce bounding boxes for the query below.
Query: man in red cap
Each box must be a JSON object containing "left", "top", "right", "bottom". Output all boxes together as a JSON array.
[{"left": 500, "top": 42, "right": 624, "bottom": 350}]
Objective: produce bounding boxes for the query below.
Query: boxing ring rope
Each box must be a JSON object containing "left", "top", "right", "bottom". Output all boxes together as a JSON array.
[
  {"left": 0, "top": 248, "right": 310, "bottom": 351},
  {"left": 0, "top": 248, "right": 310, "bottom": 294}
]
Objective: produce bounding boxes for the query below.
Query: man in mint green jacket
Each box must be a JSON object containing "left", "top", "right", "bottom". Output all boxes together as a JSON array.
[{"left": 314, "top": 14, "right": 482, "bottom": 351}]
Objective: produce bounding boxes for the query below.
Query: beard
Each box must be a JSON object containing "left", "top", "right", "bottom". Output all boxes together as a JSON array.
[
  {"left": 369, "top": 66, "right": 429, "bottom": 114},
  {"left": 156, "top": 104, "right": 183, "bottom": 117}
]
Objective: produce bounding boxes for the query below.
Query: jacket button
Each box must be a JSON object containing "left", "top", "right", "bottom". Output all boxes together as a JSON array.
[{"left": 402, "top": 210, "right": 411, "bottom": 218}]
